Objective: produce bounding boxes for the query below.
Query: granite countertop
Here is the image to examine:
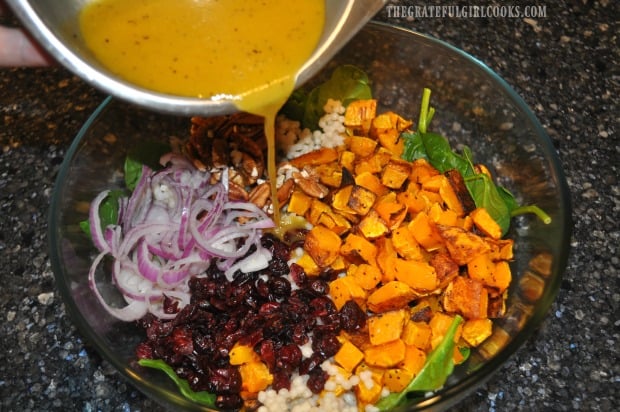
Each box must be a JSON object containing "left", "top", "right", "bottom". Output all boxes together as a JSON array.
[{"left": 0, "top": 1, "right": 617, "bottom": 411}]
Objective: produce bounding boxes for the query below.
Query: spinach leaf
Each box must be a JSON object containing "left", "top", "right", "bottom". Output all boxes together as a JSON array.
[
  {"left": 138, "top": 359, "right": 217, "bottom": 407},
  {"left": 281, "top": 65, "right": 372, "bottom": 130},
  {"left": 375, "top": 315, "right": 463, "bottom": 411},
  {"left": 79, "top": 189, "right": 124, "bottom": 237},
  {"left": 401, "top": 88, "right": 551, "bottom": 236},
  {"left": 125, "top": 141, "right": 171, "bottom": 190}
]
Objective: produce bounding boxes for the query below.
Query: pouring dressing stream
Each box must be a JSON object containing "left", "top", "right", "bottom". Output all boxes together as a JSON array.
[{"left": 80, "top": 0, "right": 327, "bottom": 224}]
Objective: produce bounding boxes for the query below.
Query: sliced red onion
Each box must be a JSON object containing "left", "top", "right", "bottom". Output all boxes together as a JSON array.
[{"left": 87, "top": 151, "right": 275, "bottom": 322}]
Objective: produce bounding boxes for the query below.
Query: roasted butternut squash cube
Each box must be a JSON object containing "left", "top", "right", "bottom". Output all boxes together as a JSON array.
[
  {"left": 355, "top": 171, "right": 389, "bottom": 197},
  {"left": 391, "top": 225, "right": 425, "bottom": 261},
  {"left": 393, "top": 258, "right": 439, "bottom": 291},
  {"left": 341, "top": 233, "right": 377, "bottom": 265},
  {"left": 304, "top": 225, "right": 342, "bottom": 267},
  {"left": 383, "top": 367, "right": 415, "bottom": 393},
  {"left": 410, "top": 158, "right": 440, "bottom": 184},
  {"left": 374, "top": 197, "right": 407, "bottom": 230},
  {"left": 339, "top": 150, "right": 356, "bottom": 171},
  {"left": 239, "top": 361, "right": 273, "bottom": 393},
  {"left": 295, "top": 252, "right": 320, "bottom": 276},
  {"left": 329, "top": 275, "right": 367, "bottom": 310},
  {"left": 442, "top": 276, "right": 489, "bottom": 319},
  {"left": 334, "top": 340, "right": 365, "bottom": 372},
  {"left": 357, "top": 210, "right": 389, "bottom": 240},
  {"left": 429, "top": 313, "right": 462, "bottom": 350},
  {"left": 349, "top": 135, "right": 378, "bottom": 157},
  {"left": 354, "top": 374, "right": 383, "bottom": 407},
  {"left": 471, "top": 207, "right": 502, "bottom": 239},
  {"left": 377, "top": 129, "right": 404, "bottom": 157},
  {"left": 409, "top": 212, "right": 444, "bottom": 251},
  {"left": 367, "top": 281, "right": 417, "bottom": 313},
  {"left": 364, "top": 338, "right": 406, "bottom": 368},
  {"left": 439, "top": 176, "right": 466, "bottom": 217},
  {"left": 354, "top": 148, "right": 392, "bottom": 175},
  {"left": 439, "top": 225, "right": 490, "bottom": 265},
  {"left": 375, "top": 237, "right": 398, "bottom": 283},
  {"left": 462, "top": 318, "right": 493, "bottom": 347},
  {"left": 286, "top": 190, "right": 313, "bottom": 216},
  {"left": 352, "top": 263, "right": 382, "bottom": 290},
  {"left": 347, "top": 185, "right": 377, "bottom": 216},
  {"left": 467, "top": 252, "right": 512, "bottom": 291},
  {"left": 344, "top": 99, "right": 377, "bottom": 135},
  {"left": 229, "top": 343, "right": 260, "bottom": 365},
  {"left": 289, "top": 147, "right": 339, "bottom": 168},
  {"left": 368, "top": 309, "right": 408, "bottom": 345},
  {"left": 398, "top": 344, "right": 427, "bottom": 375},
  {"left": 402, "top": 320, "right": 432, "bottom": 350},
  {"left": 381, "top": 158, "right": 411, "bottom": 189}
]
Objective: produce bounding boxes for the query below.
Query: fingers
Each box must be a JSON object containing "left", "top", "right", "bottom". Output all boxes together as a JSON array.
[{"left": 0, "top": 25, "right": 52, "bottom": 67}]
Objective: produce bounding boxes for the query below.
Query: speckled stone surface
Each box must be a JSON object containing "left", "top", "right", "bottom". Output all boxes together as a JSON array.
[{"left": 0, "top": 1, "right": 617, "bottom": 411}]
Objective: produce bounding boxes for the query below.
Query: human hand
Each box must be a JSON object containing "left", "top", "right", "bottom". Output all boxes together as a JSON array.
[{"left": 0, "top": 2, "right": 51, "bottom": 66}]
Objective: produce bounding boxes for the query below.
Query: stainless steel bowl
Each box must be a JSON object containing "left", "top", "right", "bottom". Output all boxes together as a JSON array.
[{"left": 6, "top": 0, "right": 387, "bottom": 116}]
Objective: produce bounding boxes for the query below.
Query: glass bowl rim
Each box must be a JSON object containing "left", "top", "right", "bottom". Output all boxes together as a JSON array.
[{"left": 49, "top": 21, "right": 572, "bottom": 411}]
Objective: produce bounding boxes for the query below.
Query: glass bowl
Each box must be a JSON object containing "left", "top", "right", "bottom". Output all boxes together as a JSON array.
[{"left": 49, "top": 22, "right": 571, "bottom": 411}]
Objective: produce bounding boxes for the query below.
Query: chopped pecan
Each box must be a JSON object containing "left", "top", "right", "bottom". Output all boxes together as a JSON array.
[
  {"left": 277, "top": 178, "right": 295, "bottom": 205},
  {"left": 248, "top": 182, "right": 271, "bottom": 209},
  {"left": 293, "top": 171, "right": 329, "bottom": 199},
  {"left": 227, "top": 182, "right": 249, "bottom": 202}
]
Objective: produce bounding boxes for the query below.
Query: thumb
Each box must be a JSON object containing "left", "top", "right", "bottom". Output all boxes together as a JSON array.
[{"left": 0, "top": 26, "right": 52, "bottom": 67}]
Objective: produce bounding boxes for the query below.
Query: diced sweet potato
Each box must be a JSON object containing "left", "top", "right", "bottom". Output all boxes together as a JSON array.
[
  {"left": 335, "top": 340, "right": 365, "bottom": 372},
  {"left": 377, "top": 129, "right": 404, "bottom": 157},
  {"left": 429, "top": 252, "right": 460, "bottom": 289},
  {"left": 445, "top": 169, "right": 476, "bottom": 214},
  {"left": 340, "top": 151, "right": 356, "bottom": 171},
  {"left": 409, "top": 158, "right": 440, "bottom": 184},
  {"left": 304, "top": 225, "right": 342, "bottom": 267},
  {"left": 363, "top": 338, "right": 406, "bottom": 368},
  {"left": 428, "top": 202, "right": 459, "bottom": 227},
  {"left": 367, "top": 281, "right": 417, "bottom": 313},
  {"left": 354, "top": 373, "right": 383, "bottom": 406},
  {"left": 295, "top": 252, "right": 320, "bottom": 276},
  {"left": 368, "top": 309, "right": 407, "bottom": 345}
]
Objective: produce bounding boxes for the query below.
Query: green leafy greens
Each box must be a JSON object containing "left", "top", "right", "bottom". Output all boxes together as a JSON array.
[
  {"left": 280, "top": 64, "right": 372, "bottom": 130},
  {"left": 138, "top": 359, "right": 217, "bottom": 407},
  {"left": 375, "top": 315, "right": 463, "bottom": 411},
  {"left": 80, "top": 141, "right": 171, "bottom": 236},
  {"left": 401, "top": 88, "right": 551, "bottom": 235}
]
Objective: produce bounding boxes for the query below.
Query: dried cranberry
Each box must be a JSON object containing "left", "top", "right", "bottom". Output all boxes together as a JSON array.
[
  {"left": 310, "top": 296, "right": 337, "bottom": 318},
  {"left": 276, "top": 343, "right": 302, "bottom": 371},
  {"left": 306, "top": 368, "right": 329, "bottom": 394},
  {"left": 268, "top": 276, "right": 291, "bottom": 300},
  {"left": 309, "top": 279, "right": 329, "bottom": 295},
  {"left": 216, "top": 394, "right": 243, "bottom": 410},
  {"left": 288, "top": 263, "right": 307, "bottom": 287},
  {"left": 171, "top": 327, "right": 194, "bottom": 356},
  {"left": 339, "top": 300, "right": 367, "bottom": 332},
  {"left": 207, "top": 366, "right": 242, "bottom": 394},
  {"left": 135, "top": 341, "right": 153, "bottom": 359},
  {"left": 312, "top": 332, "right": 341, "bottom": 358}
]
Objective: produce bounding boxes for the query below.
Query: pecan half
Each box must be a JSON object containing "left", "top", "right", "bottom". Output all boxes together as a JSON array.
[{"left": 248, "top": 182, "right": 271, "bottom": 209}]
